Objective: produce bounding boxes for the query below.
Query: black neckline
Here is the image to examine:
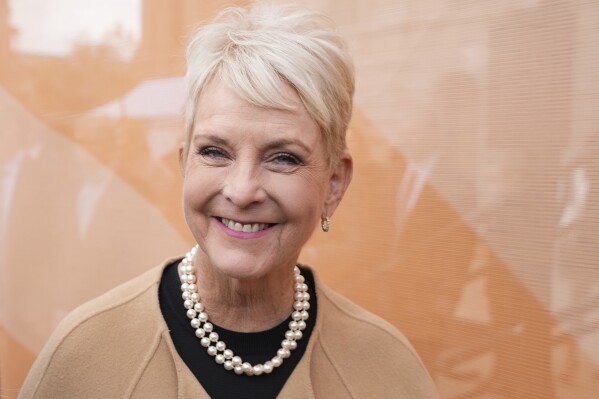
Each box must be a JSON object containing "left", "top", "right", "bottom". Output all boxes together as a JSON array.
[{"left": 158, "top": 259, "right": 317, "bottom": 399}]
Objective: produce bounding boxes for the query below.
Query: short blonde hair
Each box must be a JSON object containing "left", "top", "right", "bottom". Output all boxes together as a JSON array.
[{"left": 184, "top": 2, "right": 355, "bottom": 168}]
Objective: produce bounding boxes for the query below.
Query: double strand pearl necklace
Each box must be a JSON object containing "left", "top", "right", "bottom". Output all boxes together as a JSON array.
[{"left": 179, "top": 245, "right": 310, "bottom": 376}]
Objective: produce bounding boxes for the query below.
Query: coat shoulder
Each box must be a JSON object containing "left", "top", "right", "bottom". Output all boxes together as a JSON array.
[
  {"left": 19, "top": 264, "right": 170, "bottom": 398},
  {"left": 314, "top": 282, "right": 439, "bottom": 398}
]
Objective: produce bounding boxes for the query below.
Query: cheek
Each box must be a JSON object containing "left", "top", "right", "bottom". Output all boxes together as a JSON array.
[
  {"left": 182, "top": 177, "right": 199, "bottom": 209},
  {"left": 181, "top": 169, "right": 215, "bottom": 220},
  {"left": 182, "top": 184, "right": 203, "bottom": 232},
  {"left": 183, "top": 163, "right": 221, "bottom": 200},
  {"left": 272, "top": 172, "right": 328, "bottom": 220}
]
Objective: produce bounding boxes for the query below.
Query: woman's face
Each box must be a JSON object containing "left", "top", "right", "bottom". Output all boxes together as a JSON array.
[{"left": 181, "top": 78, "right": 349, "bottom": 280}]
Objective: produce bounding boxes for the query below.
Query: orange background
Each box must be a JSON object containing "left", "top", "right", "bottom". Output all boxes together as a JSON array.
[{"left": 1, "top": 1, "right": 599, "bottom": 398}]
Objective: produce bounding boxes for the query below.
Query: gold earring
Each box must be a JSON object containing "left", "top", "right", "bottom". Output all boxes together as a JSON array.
[{"left": 321, "top": 216, "right": 331, "bottom": 232}]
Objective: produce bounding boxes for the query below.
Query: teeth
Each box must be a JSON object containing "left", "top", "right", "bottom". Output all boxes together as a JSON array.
[{"left": 221, "top": 218, "right": 270, "bottom": 233}]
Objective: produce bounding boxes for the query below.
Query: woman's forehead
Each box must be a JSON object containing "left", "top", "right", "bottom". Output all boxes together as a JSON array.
[
  {"left": 197, "top": 77, "right": 302, "bottom": 113},
  {"left": 194, "top": 80, "right": 314, "bottom": 129}
]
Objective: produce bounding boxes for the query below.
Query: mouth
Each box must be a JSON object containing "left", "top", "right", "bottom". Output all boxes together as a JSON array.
[{"left": 217, "top": 217, "right": 275, "bottom": 233}]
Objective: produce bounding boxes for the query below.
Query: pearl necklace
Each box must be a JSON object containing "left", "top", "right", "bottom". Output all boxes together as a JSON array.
[{"left": 179, "top": 245, "right": 310, "bottom": 376}]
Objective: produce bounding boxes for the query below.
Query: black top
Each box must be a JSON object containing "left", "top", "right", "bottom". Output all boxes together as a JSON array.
[{"left": 158, "top": 260, "right": 317, "bottom": 399}]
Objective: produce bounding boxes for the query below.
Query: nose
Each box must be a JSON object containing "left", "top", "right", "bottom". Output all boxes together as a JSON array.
[{"left": 222, "top": 161, "right": 267, "bottom": 208}]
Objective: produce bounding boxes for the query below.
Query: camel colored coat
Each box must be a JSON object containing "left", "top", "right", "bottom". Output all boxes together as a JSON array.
[{"left": 20, "top": 258, "right": 438, "bottom": 398}]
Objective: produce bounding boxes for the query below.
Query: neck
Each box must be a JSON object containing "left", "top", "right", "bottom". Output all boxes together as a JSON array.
[{"left": 188, "top": 255, "right": 296, "bottom": 333}]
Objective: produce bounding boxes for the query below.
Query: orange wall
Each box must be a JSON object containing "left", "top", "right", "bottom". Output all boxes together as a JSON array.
[{"left": 2, "top": 1, "right": 599, "bottom": 398}]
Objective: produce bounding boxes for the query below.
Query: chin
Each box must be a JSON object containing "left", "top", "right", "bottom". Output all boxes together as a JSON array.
[
  {"left": 207, "top": 252, "right": 277, "bottom": 281},
  {"left": 215, "top": 263, "right": 267, "bottom": 280}
]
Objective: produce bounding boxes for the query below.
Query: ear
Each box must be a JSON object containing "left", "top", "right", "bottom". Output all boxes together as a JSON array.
[
  {"left": 323, "top": 152, "right": 353, "bottom": 217},
  {"left": 178, "top": 142, "right": 186, "bottom": 177}
]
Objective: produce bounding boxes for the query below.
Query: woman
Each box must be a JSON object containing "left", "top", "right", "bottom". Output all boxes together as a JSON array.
[{"left": 20, "top": 3, "right": 438, "bottom": 398}]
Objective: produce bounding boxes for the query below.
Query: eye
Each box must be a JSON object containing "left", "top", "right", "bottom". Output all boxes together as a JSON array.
[
  {"left": 270, "top": 153, "right": 303, "bottom": 165},
  {"left": 197, "top": 146, "right": 228, "bottom": 159},
  {"left": 196, "top": 146, "right": 230, "bottom": 165},
  {"left": 265, "top": 152, "right": 304, "bottom": 173}
]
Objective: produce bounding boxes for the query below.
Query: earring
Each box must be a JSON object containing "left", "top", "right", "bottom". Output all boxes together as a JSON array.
[{"left": 321, "top": 216, "right": 331, "bottom": 232}]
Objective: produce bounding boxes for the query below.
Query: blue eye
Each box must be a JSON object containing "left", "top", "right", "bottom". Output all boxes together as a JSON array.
[
  {"left": 271, "top": 153, "right": 302, "bottom": 165},
  {"left": 198, "top": 146, "right": 227, "bottom": 159}
]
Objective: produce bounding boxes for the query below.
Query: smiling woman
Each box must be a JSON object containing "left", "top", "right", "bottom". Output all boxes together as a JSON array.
[
  {"left": 18, "top": 3, "right": 438, "bottom": 398},
  {"left": 182, "top": 79, "right": 335, "bottom": 288}
]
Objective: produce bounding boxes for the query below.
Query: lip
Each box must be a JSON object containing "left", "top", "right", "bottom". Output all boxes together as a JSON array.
[{"left": 214, "top": 217, "right": 276, "bottom": 240}]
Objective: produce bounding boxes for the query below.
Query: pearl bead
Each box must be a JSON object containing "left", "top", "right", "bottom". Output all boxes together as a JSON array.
[
  {"left": 272, "top": 356, "right": 283, "bottom": 367},
  {"left": 263, "top": 361, "right": 274, "bottom": 374},
  {"left": 277, "top": 348, "right": 290, "bottom": 359},
  {"left": 294, "top": 283, "right": 307, "bottom": 292},
  {"left": 179, "top": 245, "right": 310, "bottom": 377},
  {"left": 193, "top": 303, "right": 204, "bottom": 312}
]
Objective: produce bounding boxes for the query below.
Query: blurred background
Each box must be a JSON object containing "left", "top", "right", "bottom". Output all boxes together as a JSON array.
[{"left": 1, "top": 0, "right": 598, "bottom": 398}]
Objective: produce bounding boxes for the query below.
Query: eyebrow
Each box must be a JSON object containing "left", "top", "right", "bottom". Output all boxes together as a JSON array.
[
  {"left": 264, "top": 138, "right": 312, "bottom": 153},
  {"left": 192, "top": 131, "right": 312, "bottom": 154},
  {"left": 192, "top": 132, "right": 228, "bottom": 146}
]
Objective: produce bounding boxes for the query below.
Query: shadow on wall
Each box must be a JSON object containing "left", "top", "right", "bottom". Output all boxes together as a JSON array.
[{"left": 305, "top": 108, "right": 558, "bottom": 398}]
